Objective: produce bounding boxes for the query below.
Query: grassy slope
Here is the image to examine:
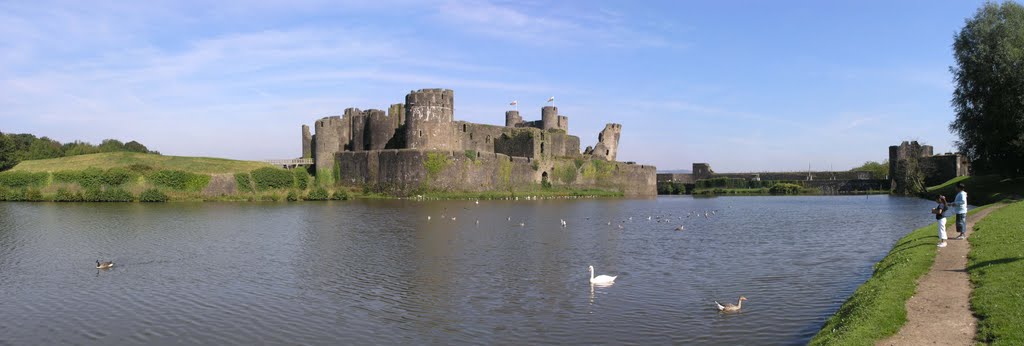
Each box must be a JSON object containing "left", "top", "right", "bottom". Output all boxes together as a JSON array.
[
  {"left": 925, "top": 175, "right": 1024, "bottom": 206},
  {"left": 9, "top": 152, "right": 270, "bottom": 174},
  {"left": 968, "top": 201, "right": 1024, "bottom": 345},
  {"left": 809, "top": 207, "right": 989, "bottom": 346}
]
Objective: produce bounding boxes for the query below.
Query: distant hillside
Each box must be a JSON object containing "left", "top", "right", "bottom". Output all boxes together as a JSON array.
[
  {"left": 10, "top": 152, "right": 270, "bottom": 174},
  {"left": 657, "top": 169, "right": 692, "bottom": 174}
]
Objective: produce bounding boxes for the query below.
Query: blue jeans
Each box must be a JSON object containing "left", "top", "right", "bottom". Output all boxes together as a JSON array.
[{"left": 956, "top": 213, "right": 967, "bottom": 234}]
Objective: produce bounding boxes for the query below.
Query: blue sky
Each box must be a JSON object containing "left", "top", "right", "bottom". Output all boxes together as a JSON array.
[{"left": 0, "top": 0, "right": 988, "bottom": 172}]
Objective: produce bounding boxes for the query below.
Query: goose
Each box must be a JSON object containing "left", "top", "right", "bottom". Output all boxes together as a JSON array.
[
  {"left": 427, "top": 216, "right": 431, "bottom": 221},
  {"left": 588, "top": 265, "right": 617, "bottom": 284},
  {"left": 560, "top": 219, "right": 567, "bottom": 227},
  {"left": 519, "top": 222, "right": 525, "bottom": 227},
  {"left": 715, "top": 296, "right": 747, "bottom": 312},
  {"left": 475, "top": 200, "right": 479, "bottom": 205},
  {"left": 96, "top": 260, "right": 114, "bottom": 269}
]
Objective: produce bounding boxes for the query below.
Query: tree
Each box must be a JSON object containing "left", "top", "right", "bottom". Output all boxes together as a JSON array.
[
  {"left": 0, "top": 132, "right": 16, "bottom": 171},
  {"left": 951, "top": 1, "right": 1024, "bottom": 176},
  {"left": 124, "top": 140, "right": 149, "bottom": 153},
  {"left": 97, "top": 139, "right": 125, "bottom": 153},
  {"left": 26, "top": 137, "right": 63, "bottom": 160},
  {"left": 851, "top": 160, "right": 889, "bottom": 179}
]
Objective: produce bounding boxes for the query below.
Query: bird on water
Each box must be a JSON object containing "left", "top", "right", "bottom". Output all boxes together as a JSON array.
[
  {"left": 715, "top": 296, "right": 747, "bottom": 312},
  {"left": 588, "top": 265, "right": 617, "bottom": 284},
  {"left": 96, "top": 260, "right": 114, "bottom": 269}
]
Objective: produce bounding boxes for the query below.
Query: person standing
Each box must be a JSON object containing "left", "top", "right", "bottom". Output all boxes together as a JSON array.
[
  {"left": 934, "top": 195, "right": 949, "bottom": 247},
  {"left": 950, "top": 183, "right": 969, "bottom": 239}
]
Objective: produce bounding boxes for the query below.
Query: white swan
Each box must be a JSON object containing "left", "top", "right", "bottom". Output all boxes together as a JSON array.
[{"left": 588, "top": 265, "right": 617, "bottom": 284}]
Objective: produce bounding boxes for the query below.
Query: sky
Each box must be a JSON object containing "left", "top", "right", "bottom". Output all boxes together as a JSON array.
[{"left": 0, "top": 0, "right": 991, "bottom": 172}]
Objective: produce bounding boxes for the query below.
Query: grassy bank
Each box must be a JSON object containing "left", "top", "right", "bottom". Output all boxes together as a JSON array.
[
  {"left": 0, "top": 152, "right": 624, "bottom": 202},
  {"left": 925, "top": 175, "right": 1024, "bottom": 205},
  {"left": 9, "top": 152, "right": 271, "bottom": 174},
  {"left": 809, "top": 207, "right": 989, "bottom": 345},
  {"left": 967, "top": 201, "right": 1024, "bottom": 345}
]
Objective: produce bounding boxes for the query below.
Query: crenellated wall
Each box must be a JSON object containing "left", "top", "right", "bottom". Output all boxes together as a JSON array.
[{"left": 335, "top": 149, "right": 655, "bottom": 196}]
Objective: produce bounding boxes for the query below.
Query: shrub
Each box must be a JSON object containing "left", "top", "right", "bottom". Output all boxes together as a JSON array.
[
  {"left": 235, "top": 173, "right": 254, "bottom": 193},
  {"left": 306, "top": 187, "right": 329, "bottom": 201},
  {"left": 769, "top": 183, "right": 802, "bottom": 195},
  {"left": 100, "top": 167, "right": 134, "bottom": 186},
  {"left": 127, "top": 164, "right": 154, "bottom": 174},
  {"left": 330, "top": 189, "right": 350, "bottom": 200},
  {"left": 139, "top": 188, "right": 169, "bottom": 202},
  {"left": 83, "top": 187, "right": 135, "bottom": 202},
  {"left": 555, "top": 164, "right": 578, "bottom": 184},
  {"left": 293, "top": 168, "right": 310, "bottom": 190},
  {"left": 3, "top": 188, "right": 26, "bottom": 201},
  {"left": 251, "top": 167, "right": 294, "bottom": 190},
  {"left": 464, "top": 150, "right": 477, "bottom": 160},
  {"left": 24, "top": 188, "right": 43, "bottom": 201},
  {"left": 0, "top": 171, "right": 49, "bottom": 188},
  {"left": 286, "top": 190, "right": 300, "bottom": 201},
  {"left": 54, "top": 188, "right": 84, "bottom": 202},
  {"left": 259, "top": 194, "right": 280, "bottom": 202},
  {"left": 149, "top": 170, "right": 211, "bottom": 191}
]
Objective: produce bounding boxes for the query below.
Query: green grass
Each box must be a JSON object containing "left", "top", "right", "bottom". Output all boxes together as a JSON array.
[
  {"left": 810, "top": 207, "right": 989, "bottom": 345},
  {"left": 9, "top": 152, "right": 270, "bottom": 174},
  {"left": 925, "top": 175, "right": 1024, "bottom": 206},
  {"left": 967, "top": 201, "right": 1024, "bottom": 345}
]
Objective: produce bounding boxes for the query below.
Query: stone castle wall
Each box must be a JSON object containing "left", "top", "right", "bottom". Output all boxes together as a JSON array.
[{"left": 335, "top": 149, "right": 655, "bottom": 197}]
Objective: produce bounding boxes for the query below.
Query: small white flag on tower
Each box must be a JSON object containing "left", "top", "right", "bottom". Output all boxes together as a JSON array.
[
  {"left": 547, "top": 96, "right": 555, "bottom": 103},
  {"left": 510, "top": 100, "right": 518, "bottom": 106}
]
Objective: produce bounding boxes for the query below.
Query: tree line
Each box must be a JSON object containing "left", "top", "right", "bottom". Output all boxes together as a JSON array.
[{"left": 0, "top": 132, "right": 159, "bottom": 171}]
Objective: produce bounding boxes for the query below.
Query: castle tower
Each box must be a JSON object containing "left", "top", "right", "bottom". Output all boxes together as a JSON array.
[
  {"left": 587, "top": 123, "right": 621, "bottom": 161},
  {"left": 346, "top": 108, "right": 366, "bottom": 151},
  {"left": 541, "top": 106, "right": 558, "bottom": 130},
  {"left": 365, "top": 109, "right": 393, "bottom": 150},
  {"left": 388, "top": 103, "right": 405, "bottom": 129},
  {"left": 404, "top": 88, "right": 455, "bottom": 150},
  {"left": 301, "top": 125, "right": 312, "bottom": 159},
  {"left": 313, "top": 115, "right": 349, "bottom": 174},
  {"left": 505, "top": 110, "right": 522, "bottom": 127}
]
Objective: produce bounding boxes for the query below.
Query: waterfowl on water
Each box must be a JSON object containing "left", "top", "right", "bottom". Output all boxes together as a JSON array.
[
  {"left": 96, "top": 260, "right": 114, "bottom": 269},
  {"left": 588, "top": 265, "right": 617, "bottom": 284},
  {"left": 715, "top": 296, "right": 747, "bottom": 312}
]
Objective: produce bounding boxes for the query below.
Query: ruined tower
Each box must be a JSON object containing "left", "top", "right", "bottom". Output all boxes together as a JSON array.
[
  {"left": 301, "top": 125, "right": 312, "bottom": 159},
  {"left": 505, "top": 110, "right": 522, "bottom": 127},
  {"left": 404, "top": 88, "right": 455, "bottom": 150},
  {"left": 586, "top": 123, "right": 621, "bottom": 161}
]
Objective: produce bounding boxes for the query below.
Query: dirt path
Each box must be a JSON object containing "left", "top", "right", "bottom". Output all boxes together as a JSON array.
[{"left": 877, "top": 205, "right": 1005, "bottom": 346}]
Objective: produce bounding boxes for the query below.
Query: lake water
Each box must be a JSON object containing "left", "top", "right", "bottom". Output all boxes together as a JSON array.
[{"left": 0, "top": 196, "right": 937, "bottom": 345}]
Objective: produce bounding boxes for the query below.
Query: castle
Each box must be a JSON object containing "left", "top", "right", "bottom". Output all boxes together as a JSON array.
[
  {"left": 888, "top": 141, "right": 970, "bottom": 193},
  {"left": 301, "top": 88, "right": 656, "bottom": 196}
]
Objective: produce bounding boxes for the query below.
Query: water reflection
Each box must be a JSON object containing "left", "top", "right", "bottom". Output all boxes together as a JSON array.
[{"left": 0, "top": 196, "right": 937, "bottom": 345}]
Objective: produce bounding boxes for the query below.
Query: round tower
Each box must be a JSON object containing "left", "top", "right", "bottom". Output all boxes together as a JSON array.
[
  {"left": 505, "top": 110, "right": 521, "bottom": 127},
  {"left": 541, "top": 106, "right": 558, "bottom": 130},
  {"left": 404, "top": 88, "right": 455, "bottom": 150}
]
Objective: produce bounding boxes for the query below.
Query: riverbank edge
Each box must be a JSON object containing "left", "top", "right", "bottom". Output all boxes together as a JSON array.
[
  {"left": 808, "top": 206, "right": 991, "bottom": 345},
  {"left": 966, "top": 200, "right": 1024, "bottom": 344}
]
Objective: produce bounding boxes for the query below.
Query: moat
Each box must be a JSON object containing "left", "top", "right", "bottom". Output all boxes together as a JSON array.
[{"left": 0, "top": 196, "right": 936, "bottom": 345}]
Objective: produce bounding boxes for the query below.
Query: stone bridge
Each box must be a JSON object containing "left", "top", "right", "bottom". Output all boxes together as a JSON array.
[{"left": 265, "top": 158, "right": 313, "bottom": 169}]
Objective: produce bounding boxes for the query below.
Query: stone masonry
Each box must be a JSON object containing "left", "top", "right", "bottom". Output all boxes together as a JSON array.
[{"left": 302, "top": 88, "right": 656, "bottom": 196}]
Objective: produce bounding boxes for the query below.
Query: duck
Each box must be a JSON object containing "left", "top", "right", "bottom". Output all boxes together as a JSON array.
[
  {"left": 96, "top": 260, "right": 114, "bottom": 269},
  {"left": 560, "top": 219, "right": 567, "bottom": 227},
  {"left": 676, "top": 225, "right": 685, "bottom": 231},
  {"left": 715, "top": 296, "right": 747, "bottom": 312},
  {"left": 588, "top": 265, "right": 617, "bottom": 284}
]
